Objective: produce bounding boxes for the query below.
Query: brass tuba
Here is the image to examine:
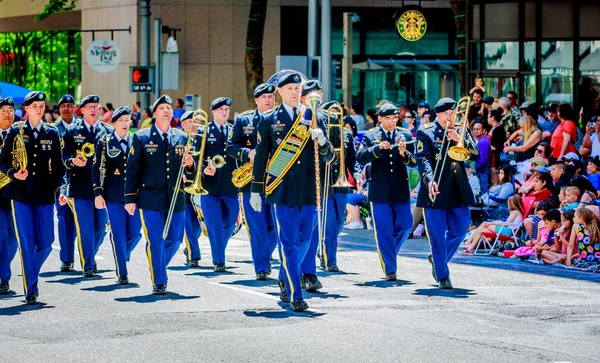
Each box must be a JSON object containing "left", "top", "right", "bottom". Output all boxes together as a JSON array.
[{"left": 0, "top": 124, "right": 27, "bottom": 189}]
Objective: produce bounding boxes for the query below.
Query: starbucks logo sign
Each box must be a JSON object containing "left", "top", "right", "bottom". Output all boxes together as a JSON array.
[{"left": 396, "top": 10, "right": 427, "bottom": 42}]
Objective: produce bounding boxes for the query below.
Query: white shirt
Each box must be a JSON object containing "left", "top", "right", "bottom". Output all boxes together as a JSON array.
[
  {"left": 281, "top": 102, "right": 301, "bottom": 121},
  {"left": 591, "top": 132, "right": 600, "bottom": 158}
]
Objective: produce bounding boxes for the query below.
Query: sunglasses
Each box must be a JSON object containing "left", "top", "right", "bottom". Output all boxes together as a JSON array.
[{"left": 535, "top": 149, "right": 544, "bottom": 153}]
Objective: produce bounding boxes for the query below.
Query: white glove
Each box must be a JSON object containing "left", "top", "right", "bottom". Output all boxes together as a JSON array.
[
  {"left": 310, "top": 128, "right": 326, "bottom": 146},
  {"left": 250, "top": 192, "right": 262, "bottom": 212}
]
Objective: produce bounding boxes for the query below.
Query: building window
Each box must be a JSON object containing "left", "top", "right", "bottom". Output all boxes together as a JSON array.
[
  {"left": 524, "top": 41, "right": 536, "bottom": 72},
  {"left": 484, "top": 42, "right": 519, "bottom": 70},
  {"left": 484, "top": 2, "right": 519, "bottom": 40},
  {"left": 541, "top": 41, "right": 573, "bottom": 106}
]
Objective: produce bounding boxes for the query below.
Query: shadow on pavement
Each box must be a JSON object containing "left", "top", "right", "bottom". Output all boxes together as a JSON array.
[
  {"left": 0, "top": 302, "right": 54, "bottom": 315},
  {"left": 39, "top": 270, "right": 81, "bottom": 278},
  {"left": 318, "top": 270, "right": 359, "bottom": 276},
  {"left": 305, "top": 291, "right": 349, "bottom": 299},
  {"left": 412, "top": 287, "right": 476, "bottom": 298},
  {"left": 185, "top": 271, "right": 243, "bottom": 278},
  {"left": 46, "top": 275, "right": 112, "bottom": 285},
  {"left": 81, "top": 283, "right": 141, "bottom": 292},
  {"left": 354, "top": 280, "right": 415, "bottom": 288},
  {"left": 0, "top": 291, "right": 19, "bottom": 298},
  {"left": 114, "top": 292, "right": 200, "bottom": 303},
  {"left": 243, "top": 307, "right": 325, "bottom": 319},
  {"left": 168, "top": 265, "right": 214, "bottom": 271},
  {"left": 221, "top": 279, "right": 278, "bottom": 287}
]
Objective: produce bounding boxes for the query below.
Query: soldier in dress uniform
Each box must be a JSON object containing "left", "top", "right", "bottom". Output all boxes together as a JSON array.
[
  {"left": 0, "top": 97, "right": 18, "bottom": 295},
  {"left": 0, "top": 91, "right": 66, "bottom": 304},
  {"left": 92, "top": 106, "right": 142, "bottom": 285},
  {"left": 226, "top": 84, "right": 277, "bottom": 280},
  {"left": 415, "top": 97, "right": 479, "bottom": 289},
  {"left": 59, "top": 95, "right": 113, "bottom": 277},
  {"left": 54, "top": 94, "right": 78, "bottom": 272},
  {"left": 357, "top": 103, "right": 416, "bottom": 281},
  {"left": 250, "top": 71, "right": 335, "bottom": 312},
  {"left": 180, "top": 110, "right": 203, "bottom": 268},
  {"left": 125, "top": 95, "right": 193, "bottom": 295},
  {"left": 201, "top": 97, "right": 240, "bottom": 273}
]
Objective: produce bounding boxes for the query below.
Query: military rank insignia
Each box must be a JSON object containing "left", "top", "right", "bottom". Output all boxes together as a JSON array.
[
  {"left": 417, "top": 140, "right": 424, "bottom": 153},
  {"left": 130, "top": 147, "right": 135, "bottom": 156}
]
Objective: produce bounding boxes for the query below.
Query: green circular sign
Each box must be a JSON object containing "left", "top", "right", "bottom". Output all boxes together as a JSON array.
[{"left": 396, "top": 10, "right": 427, "bottom": 42}]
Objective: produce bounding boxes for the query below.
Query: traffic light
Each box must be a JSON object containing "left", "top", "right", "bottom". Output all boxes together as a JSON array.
[{"left": 129, "top": 66, "right": 154, "bottom": 92}]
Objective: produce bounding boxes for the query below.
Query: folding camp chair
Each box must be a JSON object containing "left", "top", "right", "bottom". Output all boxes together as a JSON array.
[{"left": 474, "top": 220, "right": 522, "bottom": 255}]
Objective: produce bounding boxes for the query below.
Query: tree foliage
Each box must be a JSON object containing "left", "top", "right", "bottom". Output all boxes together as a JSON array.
[{"left": 0, "top": 0, "right": 78, "bottom": 21}]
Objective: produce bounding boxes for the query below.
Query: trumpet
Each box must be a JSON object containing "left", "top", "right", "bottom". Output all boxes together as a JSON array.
[
  {"left": 206, "top": 155, "right": 226, "bottom": 169},
  {"left": 76, "top": 142, "right": 95, "bottom": 162},
  {"left": 378, "top": 138, "right": 417, "bottom": 148}
]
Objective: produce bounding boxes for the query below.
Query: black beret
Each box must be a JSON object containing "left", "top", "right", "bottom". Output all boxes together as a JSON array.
[
  {"left": 0, "top": 97, "right": 15, "bottom": 108},
  {"left": 58, "top": 94, "right": 75, "bottom": 106},
  {"left": 417, "top": 101, "right": 429, "bottom": 109},
  {"left": 320, "top": 100, "right": 339, "bottom": 111},
  {"left": 210, "top": 97, "right": 232, "bottom": 111},
  {"left": 80, "top": 94, "right": 100, "bottom": 108},
  {"left": 483, "top": 96, "right": 494, "bottom": 105},
  {"left": 111, "top": 106, "right": 131, "bottom": 123},
  {"left": 181, "top": 110, "right": 194, "bottom": 122},
  {"left": 253, "top": 83, "right": 275, "bottom": 98},
  {"left": 301, "top": 80, "right": 323, "bottom": 96},
  {"left": 23, "top": 91, "right": 46, "bottom": 106},
  {"left": 434, "top": 97, "right": 457, "bottom": 113},
  {"left": 277, "top": 72, "right": 302, "bottom": 88},
  {"left": 151, "top": 94, "right": 172, "bottom": 113},
  {"left": 377, "top": 102, "right": 398, "bottom": 116}
]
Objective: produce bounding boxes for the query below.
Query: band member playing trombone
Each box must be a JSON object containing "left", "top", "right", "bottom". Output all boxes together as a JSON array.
[
  {"left": 54, "top": 94, "right": 77, "bottom": 272},
  {"left": 59, "top": 94, "right": 112, "bottom": 277},
  {"left": 227, "top": 84, "right": 277, "bottom": 280},
  {"left": 125, "top": 95, "right": 193, "bottom": 295},
  {"left": 0, "top": 91, "right": 66, "bottom": 304},
  {"left": 357, "top": 103, "right": 416, "bottom": 281},
  {"left": 201, "top": 97, "right": 240, "bottom": 273},
  {"left": 250, "top": 72, "right": 335, "bottom": 312},
  {"left": 0, "top": 97, "right": 18, "bottom": 295},
  {"left": 416, "top": 97, "right": 479, "bottom": 289},
  {"left": 92, "top": 106, "right": 142, "bottom": 285}
]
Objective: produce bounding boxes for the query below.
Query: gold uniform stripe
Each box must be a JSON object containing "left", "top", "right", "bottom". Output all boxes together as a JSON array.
[
  {"left": 369, "top": 202, "right": 386, "bottom": 273},
  {"left": 70, "top": 198, "right": 86, "bottom": 270},
  {"left": 273, "top": 204, "right": 295, "bottom": 302},
  {"left": 139, "top": 209, "right": 155, "bottom": 286}
]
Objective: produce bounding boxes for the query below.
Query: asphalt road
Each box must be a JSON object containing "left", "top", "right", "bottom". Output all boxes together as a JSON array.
[{"left": 1, "top": 220, "right": 599, "bottom": 363}]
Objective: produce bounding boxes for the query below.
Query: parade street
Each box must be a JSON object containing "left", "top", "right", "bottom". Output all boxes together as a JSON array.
[{"left": 0, "top": 223, "right": 598, "bottom": 363}]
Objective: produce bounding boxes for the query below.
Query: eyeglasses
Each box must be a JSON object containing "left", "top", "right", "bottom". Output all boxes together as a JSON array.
[
  {"left": 0, "top": 109, "right": 14, "bottom": 115},
  {"left": 404, "top": 115, "right": 414, "bottom": 119},
  {"left": 507, "top": 97, "right": 514, "bottom": 101}
]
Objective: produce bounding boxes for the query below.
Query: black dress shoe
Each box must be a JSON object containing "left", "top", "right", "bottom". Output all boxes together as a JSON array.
[
  {"left": 428, "top": 253, "right": 437, "bottom": 282},
  {"left": 188, "top": 259, "right": 200, "bottom": 268},
  {"left": 256, "top": 271, "right": 268, "bottom": 281},
  {"left": 83, "top": 270, "right": 95, "bottom": 278},
  {"left": 117, "top": 276, "right": 129, "bottom": 285},
  {"left": 267, "top": 263, "right": 272, "bottom": 275},
  {"left": 152, "top": 284, "right": 167, "bottom": 295},
  {"left": 278, "top": 279, "right": 289, "bottom": 303},
  {"left": 93, "top": 262, "right": 98, "bottom": 273},
  {"left": 213, "top": 264, "right": 226, "bottom": 272},
  {"left": 439, "top": 277, "right": 453, "bottom": 290},
  {"left": 326, "top": 264, "right": 340, "bottom": 273},
  {"left": 60, "top": 262, "right": 74, "bottom": 272},
  {"left": 303, "top": 274, "right": 322, "bottom": 292},
  {"left": 0, "top": 282, "right": 10, "bottom": 295},
  {"left": 319, "top": 258, "right": 326, "bottom": 270},
  {"left": 25, "top": 295, "right": 37, "bottom": 305},
  {"left": 182, "top": 247, "right": 188, "bottom": 256},
  {"left": 291, "top": 298, "right": 309, "bottom": 312},
  {"left": 386, "top": 273, "right": 397, "bottom": 281}
]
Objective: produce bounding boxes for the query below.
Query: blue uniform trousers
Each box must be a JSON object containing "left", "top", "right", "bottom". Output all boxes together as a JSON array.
[
  {"left": 184, "top": 203, "right": 202, "bottom": 261},
  {"left": 139, "top": 210, "right": 184, "bottom": 287},
  {"left": 10, "top": 201, "right": 54, "bottom": 299},
  {"left": 241, "top": 192, "right": 277, "bottom": 274},
  {"left": 370, "top": 202, "right": 412, "bottom": 275},
  {"left": 423, "top": 206, "right": 470, "bottom": 281},
  {"left": 71, "top": 199, "right": 109, "bottom": 272},
  {"left": 106, "top": 203, "right": 142, "bottom": 278},
  {"left": 201, "top": 194, "right": 239, "bottom": 265},
  {"left": 0, "top": 208, "right": 18, "bottom": 284},
  {"left": 272, "top": 204, "right": 315, "bottom": 302},
  {"left": 55, "top": 201, "right": 76, "bottom": 263}
]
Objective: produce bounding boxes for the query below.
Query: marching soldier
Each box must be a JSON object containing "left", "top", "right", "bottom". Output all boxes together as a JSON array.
[
  {"left": 201, "top": 97, "right": 240, "bottom": 273},
  {"left": 0, "top": 97, "right": 18, "bottom": 295},
  {"left": 125, "top": 95, "right": 193, "bottom": 295},
  {"left": 180, "top": 110, "right": 203, "bottom": 268},
  {"left": 54, "top": 94, "right": 77, "bottom": 272},
  {"left": 59, "top": 95, "right": 112, "bottom": 277},
  {"left": 0, "top": 91, "right": 66, "bottom": 304},
  {"left": 92, "top": 106, "right": 142, "bottom": 284},
  {"left": 226, "top": 84, "right": 278, "bottom": 280},
  {"left": 416, "top": 98, "right": 479, "bottom": 289},
  {"left": 357, "top": 103, "right": 416, "bottom": 281},
  {"left": 250, "top": 71, "right": 335, "bottom": 312}
]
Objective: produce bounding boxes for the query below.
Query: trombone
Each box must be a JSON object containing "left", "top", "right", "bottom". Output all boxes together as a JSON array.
[
  {"left": 305, "top": 92, "right": 325, "bottom": 244},
  {"left": 428, "top": 96, "right": 471, "bottom": 203}
]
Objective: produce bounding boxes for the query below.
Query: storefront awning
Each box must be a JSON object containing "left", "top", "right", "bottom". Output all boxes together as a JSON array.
[{"left": 352, "top": 59, "right": 459, "bottom": 72}]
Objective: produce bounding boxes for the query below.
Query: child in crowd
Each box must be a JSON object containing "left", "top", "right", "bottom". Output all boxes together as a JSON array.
[
  {"left": 525, "top": 171, "right": 553, "bottom": 208},
  {"left": 567, "top": 208, "right": 600, "bottom": 269},
  {"left": 540, "top": 210, "right": 575, "bottom": 264},
  {"left": 561, "top": 186, "right": 581, "bottom": 211},
  {"left": 523, "top": 200, "right": 553, "bottom": 242},
  {"left": 461, "top": 195, "right": 525, "bottom": 254},
  {"left": 515, "top": 208, "right": 560, "bottom": 259}
]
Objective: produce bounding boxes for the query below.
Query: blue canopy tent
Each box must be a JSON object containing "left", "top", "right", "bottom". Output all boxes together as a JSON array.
[{"left": 0, "top": 82, "right": 33, "bottom": 104}]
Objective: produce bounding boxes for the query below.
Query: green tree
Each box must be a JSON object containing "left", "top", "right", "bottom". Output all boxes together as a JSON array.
[{"left": 0, "top": 0, "right": 77, "bottom": 21}]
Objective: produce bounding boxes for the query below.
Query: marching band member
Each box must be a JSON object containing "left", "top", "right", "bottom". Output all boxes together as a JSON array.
[
  {"left": 0, "top": 91, "right": 66, "bottom": 304},
  {"left": 180, "top": 110, "right": 203, "bottom": 268},
  {"left": 226, "top": 84, "right": 277, "bottom": 280},
  {"left": 0, "top": 97, "right": 18, "bottom": 295},
  {"left": 201, "top": 97, "right": 240, "bottom": 273},
  {"left": 250, "top": 72, "right": 335, "bottom": 312},
  {"left": 92, "top": 106, "right": 142, "bottom": 285},
  {"left": 357, "top": 103, "right": 416, "bottom": 281},
  {"left": 59, "top": 95, "right": 112, "bottom": 277},
  {"left": 416, "top": 97, "right": 479, "bottom": 289},
  {"left": 54, "top": 94, "right": 77, "bottom": 272},
  {"left": 125, "top": 95, "right": 193, "bottom": 295}
]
